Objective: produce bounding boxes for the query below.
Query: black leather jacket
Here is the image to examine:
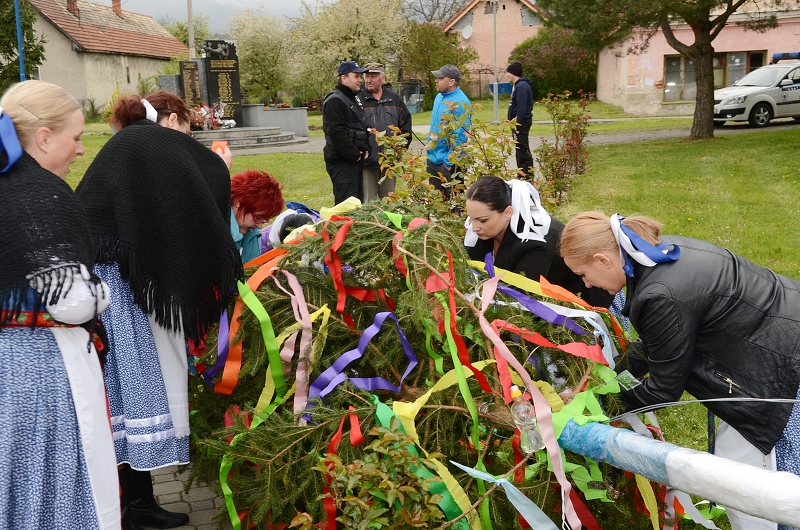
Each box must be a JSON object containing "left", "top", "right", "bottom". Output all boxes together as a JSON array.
[{"left": 619, "top": 236, "right": 800, "bottom": 454}]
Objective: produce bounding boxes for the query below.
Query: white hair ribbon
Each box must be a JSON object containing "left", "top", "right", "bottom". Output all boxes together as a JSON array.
[
  {"left": 610, "top": 213, "right": 680, "bottom": 277},
  {"left": 464, "top": 179, "right": 551, "bottom": 247},
  {"left": 141, "top": 99, "right": 158, "bottom": 123}
]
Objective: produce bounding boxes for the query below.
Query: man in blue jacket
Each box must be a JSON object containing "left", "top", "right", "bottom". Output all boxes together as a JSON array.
[
  {"left": 426, "top": 64, "right": 471, "bottom": 200},
  {"left": 506, "top": 61, "right": 536, "bottom": 179}
]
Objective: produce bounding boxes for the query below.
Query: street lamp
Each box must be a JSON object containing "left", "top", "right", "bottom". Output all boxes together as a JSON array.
[
  {"left": 14, "top": 0, "right": 26, "bottom": 81},
  {"left": 187, "top": 0, "right": 195, "bottom": 59},
  {"left": 490, "top": 0, "right": 498, "bottom": 123}
]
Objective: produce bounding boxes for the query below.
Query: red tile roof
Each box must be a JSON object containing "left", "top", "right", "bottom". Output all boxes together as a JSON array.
[{"left": 30, "top": 0, "right": 187, "bottom": 59}]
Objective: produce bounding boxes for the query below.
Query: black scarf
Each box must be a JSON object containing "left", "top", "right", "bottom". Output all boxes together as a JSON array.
[
  {"left": 0, "top": 152, "right": 98, "bottom": 326},
  {"left": 76, "top": 119, "right": 243, "bottom": 341}
]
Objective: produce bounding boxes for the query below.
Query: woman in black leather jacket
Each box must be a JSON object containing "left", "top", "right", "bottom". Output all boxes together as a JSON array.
[{"left": 560, "top": 211, "right": 800, "bottom": 530}]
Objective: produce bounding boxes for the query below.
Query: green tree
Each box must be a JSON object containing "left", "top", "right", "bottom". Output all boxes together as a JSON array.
[
  {"left": 159, "top": 13, "right": 213, "bottom": 57},
  {"left": 228, "top": 6, "right": 287, "bottom": 103},
  {"left": 509, "top": 27, "right": 596, "bottom": 96},
  {"left": 535, "top": 0, "right": 789, "bottom": 140},
  {"left": 397, "top": 21, "right": 477, "bottom": 111},
  {"left": 0, "top": 0, "right": 46, "bottom": 93},
  {"left": 288, "top": 0, "right": 408, "bottom": 101}
]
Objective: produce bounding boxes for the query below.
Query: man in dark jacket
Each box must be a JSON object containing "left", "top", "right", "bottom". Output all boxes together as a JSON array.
[
  {"left": 360, "top": 62, "right": 412, "bottom": 201},
  {"left": 323, "top": 61, "right": 370, "bottom": 205},
  {"left": 506, "top": 61, "right": 536, "bottom": 179}
]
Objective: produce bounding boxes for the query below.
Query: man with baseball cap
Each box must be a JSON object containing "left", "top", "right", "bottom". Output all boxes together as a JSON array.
[
  {"left": 359, "top": 62, "right": 412, "bottom": 201},
  {"left": 323, "top": 61, "right": 370, "bottom": 205},
  {"left": 426, "top": 64, "right": 471, "bottom": 200}
]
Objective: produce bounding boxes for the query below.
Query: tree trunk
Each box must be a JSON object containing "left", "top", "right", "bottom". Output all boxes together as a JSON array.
[{"left": 689, "top": 36, "right": 715, "bottom": 140}]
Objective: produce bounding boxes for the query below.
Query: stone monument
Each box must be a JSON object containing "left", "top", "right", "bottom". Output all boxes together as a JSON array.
[{"left": 202, "top": 40, "right": 242, "bottom": 127}]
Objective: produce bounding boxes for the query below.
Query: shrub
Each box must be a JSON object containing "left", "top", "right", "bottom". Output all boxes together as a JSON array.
[
  {"left": 533, "top": 90, "right": 592, "bottom": 204},
  {"left": 509, "top": 27, "right": 596, "bottom": 96},
  {"left": 83, "top": 98, "right": 105, "bottom": 123},
  {"left": 291, "top": 95, "right": 304, "bottom": 108}
]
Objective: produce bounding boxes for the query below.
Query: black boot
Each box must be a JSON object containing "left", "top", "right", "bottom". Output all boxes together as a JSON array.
[
  {"left": 119, "top": 467, "right": 146, "bottom": 530},
  {"left": 128, "top": 468, "right": 190, "bottom": 529}
]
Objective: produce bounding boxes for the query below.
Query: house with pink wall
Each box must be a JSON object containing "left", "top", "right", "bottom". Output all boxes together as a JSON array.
[
  {"left": 597, "top": 9, "right": 800, "bottom": 115},
  {"left": 444, "top": 0, "right": 546, "bottom": 97}
]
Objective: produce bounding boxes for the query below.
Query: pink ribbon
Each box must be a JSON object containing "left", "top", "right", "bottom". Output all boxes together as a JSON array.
[{"left": 478, "top": 275, "right": 582, "bottom": 530}]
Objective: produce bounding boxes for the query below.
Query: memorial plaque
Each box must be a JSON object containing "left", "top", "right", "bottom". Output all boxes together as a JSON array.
[
  {"left": 203, "top": 40, "right": 242, "bottom": 127},
  {"left": 180, "top": 61, "right": 202, "bottom": 107}
]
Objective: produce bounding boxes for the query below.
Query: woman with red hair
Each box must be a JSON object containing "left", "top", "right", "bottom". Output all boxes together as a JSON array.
[{"left": 230, "top": 169, "right": 284, "bottom": 263}]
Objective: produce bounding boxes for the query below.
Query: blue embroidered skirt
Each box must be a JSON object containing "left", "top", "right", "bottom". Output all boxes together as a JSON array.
[
  {"left": 95, "top": 263, "right": 190, "bottom": 470},
  {"left": 0, "top": 327, "right": 99, "bottom": 529}
]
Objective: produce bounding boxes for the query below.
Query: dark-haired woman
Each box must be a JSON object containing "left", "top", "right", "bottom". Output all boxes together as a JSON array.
[
  {"left": 76, "top": 92, "right": 242, "bottom": 530},
  {"left": 560, "top": 211, "right": 800, "bottom": 530},
  {"left": 230, "top": 169, "right": 285, "bottom": 263},
  {"left": 464, "top": 175, "right": 614, "bottom": 308},
  {"left": 0, "top": 81, "right": 118, "bottom": 528}
]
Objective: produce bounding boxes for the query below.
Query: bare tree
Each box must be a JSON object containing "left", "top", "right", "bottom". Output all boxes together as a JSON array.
[{"left": 403, "top": 0, "right": 467, "bottom": 25}]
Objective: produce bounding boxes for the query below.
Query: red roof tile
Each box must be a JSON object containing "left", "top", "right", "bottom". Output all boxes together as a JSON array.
[{"left": 30, "top": 0, "right": 187, "bottom": 59}]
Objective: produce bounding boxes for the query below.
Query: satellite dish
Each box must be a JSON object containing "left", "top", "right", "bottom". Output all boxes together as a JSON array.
[{"left": 462, "top": 25, "right": 472, "bottom": 40}]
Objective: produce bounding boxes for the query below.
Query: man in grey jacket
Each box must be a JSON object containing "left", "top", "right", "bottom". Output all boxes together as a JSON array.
[{"left": 359, "top": 62, "right": 412, "bottom": 201}]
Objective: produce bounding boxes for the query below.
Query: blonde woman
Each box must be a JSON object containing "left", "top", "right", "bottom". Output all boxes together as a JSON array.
[
  {"left": 560, "top": 211, "right": 800, "bottom": 530},
  {"left": 0, "top": 81, "right": 119, "bottom": 528}
]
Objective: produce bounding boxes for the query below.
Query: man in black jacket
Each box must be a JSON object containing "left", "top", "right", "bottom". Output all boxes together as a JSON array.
[
  {"left": 360, "top": 62, "right": 412, "bottom": 201},
  {"left": 506, "top": 61, "right": 536, "bottom": 179},
  {"left": 323, "top": 61, "right": 370, "bottom": 205}
]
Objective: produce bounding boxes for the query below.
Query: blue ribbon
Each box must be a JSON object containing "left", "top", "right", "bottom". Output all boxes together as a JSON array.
[
  {"left": 617, "top": 220, "right": 680, "bottom": 277},
  {"left": 0, "top": 110, "right": 22, "bottom": 173},
  {"left": 449, "top": 460, "right": 559, "bottom": 530}
]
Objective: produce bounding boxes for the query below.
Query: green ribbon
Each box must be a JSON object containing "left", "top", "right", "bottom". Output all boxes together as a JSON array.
[{"left": 374, "top": 398, "right": 470, "bottom": 530}]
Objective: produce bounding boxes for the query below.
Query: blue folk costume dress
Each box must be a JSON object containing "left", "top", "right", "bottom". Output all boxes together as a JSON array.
[
  {"left": 76, "top": 119, "right": 242, "bottom": 471},
  {"left": 0, "top": 119, "right": 119, "bottom": 529}
]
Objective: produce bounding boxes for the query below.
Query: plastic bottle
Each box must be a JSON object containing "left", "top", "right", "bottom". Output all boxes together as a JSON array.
[{"left": 509, "top": 385, "right": 545, "bottom": 453}]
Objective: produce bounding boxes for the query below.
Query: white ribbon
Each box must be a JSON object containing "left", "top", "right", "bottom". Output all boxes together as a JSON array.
[
  {"left": 609, "top": 213, "right": 659, "bottom": 268},
  {"left": 465, "top": 179, "right": 551, "bottom": 247},
  {"left": 141, "top": 98, "right": 158, "bottom": 123},
  {"left": 450, "top": 460, "right": 560, "bottom": 530}
]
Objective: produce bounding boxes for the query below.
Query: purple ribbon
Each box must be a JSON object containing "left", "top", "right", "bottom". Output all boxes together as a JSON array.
[
  {"left": 484, "top": 253, "right": 586, "bottom": 336},
  {"left": 202, "top": 309, "right": 229, "bottom": 383},
  {"left": 306, "top": 311, "right": 418, "bottom": 412}
]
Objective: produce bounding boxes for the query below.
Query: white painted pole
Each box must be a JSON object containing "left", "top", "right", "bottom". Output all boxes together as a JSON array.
[
  {"left": 559, "top": 421, "right": 800, "bottom": 527},
  {"left": 492, "top": 0, "right": 498, "bottom": 124},
  {"left": 187, "top": 0, "right": 195, "bottom": 59}
]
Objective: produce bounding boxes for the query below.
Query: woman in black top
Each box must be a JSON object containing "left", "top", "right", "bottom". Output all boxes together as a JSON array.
[{"left": 464, "top": 176, "right": 614, "bottom": 308}]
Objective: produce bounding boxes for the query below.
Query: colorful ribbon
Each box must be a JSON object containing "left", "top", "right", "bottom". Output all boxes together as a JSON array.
[{"left": 610, "top": 214, "right": 680, "bottom": 277}]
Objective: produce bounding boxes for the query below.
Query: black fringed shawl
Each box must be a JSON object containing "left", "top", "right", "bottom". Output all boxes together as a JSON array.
[
  {"left": 75, "top": 119, "right": 243, "bottom": 341},
  {"left": 0, "top": 152, "right": 98, "bottom": 326}
]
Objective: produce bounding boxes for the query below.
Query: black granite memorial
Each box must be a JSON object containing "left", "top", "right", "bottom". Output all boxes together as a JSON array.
[{"left": 202, "top": 40, "right": 242, "bottom": 127}]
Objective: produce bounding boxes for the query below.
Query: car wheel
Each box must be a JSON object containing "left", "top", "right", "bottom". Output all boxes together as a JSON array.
[
  {"left": 748, "top": 103, "right": 772, "bottom": 127},
  {"left": 714, "top": 120, "right": 725, "bottom": 127}
]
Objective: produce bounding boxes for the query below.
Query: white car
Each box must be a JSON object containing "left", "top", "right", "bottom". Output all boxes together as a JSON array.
[{"left": 714, "top": 59, "right": 800, "bottom": 127}]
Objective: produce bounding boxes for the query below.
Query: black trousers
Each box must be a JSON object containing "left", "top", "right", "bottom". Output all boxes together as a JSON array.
[
  {"left": 426, "top": 160, "right": 463, "bottom": 201},
  {"left": 514, "top": 123, "right": 534, "bottom": 179},
  {"left": 326, "top": 160, "right": 363, "bottom": 205}
]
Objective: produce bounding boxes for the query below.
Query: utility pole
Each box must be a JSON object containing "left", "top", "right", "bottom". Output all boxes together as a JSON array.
[
  {"left": 187, "top": 0, "right": 195, "bottom": 59},
  {"left": 491, "top": 0, "right": 498, "bottom": 123}
]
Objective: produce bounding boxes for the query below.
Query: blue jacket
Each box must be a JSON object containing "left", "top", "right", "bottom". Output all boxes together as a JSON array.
[
  {"left": 230, "top": 209, "right": 262, "bottom": 264},
  {"left": 507, "top": 77, "right": 534, "bottom": 126},
  {"left": 427, "top": 87, "right": 471, "bottom": 166}
]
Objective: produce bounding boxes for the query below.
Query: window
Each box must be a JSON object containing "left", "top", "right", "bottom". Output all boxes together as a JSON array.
[
  {"left": 663, "top": 51, "right": 767, "bottom": 101},
  {"left": 32, "top": 67, "right": 40, "bottom": 80}
]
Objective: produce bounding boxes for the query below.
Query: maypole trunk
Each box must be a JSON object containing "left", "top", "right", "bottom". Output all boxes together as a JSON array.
[{"left": 559, "top": 421, "right": 800, "bottom": 526}]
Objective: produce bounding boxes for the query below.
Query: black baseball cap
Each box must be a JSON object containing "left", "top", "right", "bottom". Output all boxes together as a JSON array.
[{"left": 338, "top": 61, "right": 368, "bottom": 75}]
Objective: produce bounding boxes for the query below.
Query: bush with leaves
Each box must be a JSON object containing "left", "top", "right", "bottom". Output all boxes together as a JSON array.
[
  {"left": 533, "top": 90, "right": 591, "bottom": 204},
  {"left": 509, "top": 27, "right": 596, "bottom": 96}
]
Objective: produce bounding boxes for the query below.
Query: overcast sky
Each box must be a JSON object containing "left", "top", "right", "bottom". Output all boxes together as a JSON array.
[{"left": 114, "top": 0, "right": 306, "bottom": 33}]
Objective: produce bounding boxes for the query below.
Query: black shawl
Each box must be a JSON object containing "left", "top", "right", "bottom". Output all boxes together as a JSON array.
[
  {"left": 0, "top": 152, "right": 98, "bottom": 326},
  {"left": 76, "top": 119, "right": 243, "bottom": 341}
]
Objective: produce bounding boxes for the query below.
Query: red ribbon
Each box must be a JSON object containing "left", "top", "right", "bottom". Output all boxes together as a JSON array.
[{"left": 323, "top": 406, "right": 365, "bottom": 530}]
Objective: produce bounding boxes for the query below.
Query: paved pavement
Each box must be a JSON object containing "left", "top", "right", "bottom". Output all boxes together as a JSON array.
[{"left": 149, "top": 465, "right": 232, "bottom": 530}]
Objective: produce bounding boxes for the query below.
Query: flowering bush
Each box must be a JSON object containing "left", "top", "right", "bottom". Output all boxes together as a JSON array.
[
  {"left": 264, "top": 102, "right": 290, "bottom": 109},
  {"left": 193, "top": 101, "right": 236, "bottom": 130}
]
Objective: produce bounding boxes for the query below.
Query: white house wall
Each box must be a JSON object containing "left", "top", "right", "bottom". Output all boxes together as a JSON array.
[{"left": 33, "top": 14, "right": 172, "bottom": 110}]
